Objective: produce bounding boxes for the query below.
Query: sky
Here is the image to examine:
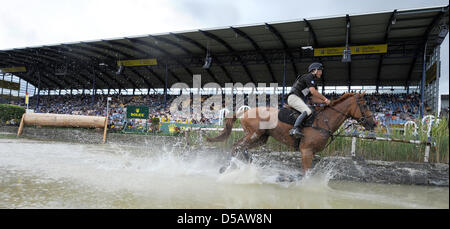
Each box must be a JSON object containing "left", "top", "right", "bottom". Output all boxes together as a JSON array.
[{"left": 0, "top": 0, "right": 448, "bottom": 94}]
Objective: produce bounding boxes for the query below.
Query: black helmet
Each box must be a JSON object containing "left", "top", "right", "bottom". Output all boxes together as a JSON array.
[{"left": 308, "top": 62, "right": 324, "bottom": 72}]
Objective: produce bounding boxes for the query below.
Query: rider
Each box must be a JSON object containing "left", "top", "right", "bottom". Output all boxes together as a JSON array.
[{"left": 287, "top": 62, "right": 331, "bottom": 138}]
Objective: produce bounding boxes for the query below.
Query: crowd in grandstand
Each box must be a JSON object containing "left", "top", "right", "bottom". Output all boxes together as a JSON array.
[
  {"left": 326, "top": 92, "right": 423, "bottom": 126},
  {"left": 17, "top": 94, "right": 178, "bottom": 129},
  {"left": 7, "top": 91, "right": 427, "bottom": 129}
]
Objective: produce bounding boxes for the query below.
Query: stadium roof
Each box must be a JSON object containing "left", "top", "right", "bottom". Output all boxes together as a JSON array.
[{"left": 0, "top": 5, "right": 448, "bottom": 91}]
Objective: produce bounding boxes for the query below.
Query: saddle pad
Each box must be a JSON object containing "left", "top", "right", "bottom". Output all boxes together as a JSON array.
[
  {"left": 278, "top": 107, "right": 300, "bottom": 125},
  {"left": 278, "top": 107, "right": 315, "bottom": 126}
]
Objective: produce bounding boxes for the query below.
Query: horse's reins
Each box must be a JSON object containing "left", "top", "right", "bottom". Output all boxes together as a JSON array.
[{"left": 310, "top": 95, "right": 372, "bottom": 148}]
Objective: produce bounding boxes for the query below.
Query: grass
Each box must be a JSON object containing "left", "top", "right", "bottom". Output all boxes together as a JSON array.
[
  {"left": 188, "top": 117, "right": 449, "bottom": 163},
  {"left": 3, "top": 115, "right": 447, "bottom": 163},
  {"left": 0, "top": 133, "right": 19, "bottom": 139},
  {"left": 322, "top": 118, "right": 448, "bottom": 163}
]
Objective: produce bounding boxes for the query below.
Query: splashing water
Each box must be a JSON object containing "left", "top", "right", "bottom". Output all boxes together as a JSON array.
[{"left": 0, "top": 138, "right": 447, "bottom": 209}]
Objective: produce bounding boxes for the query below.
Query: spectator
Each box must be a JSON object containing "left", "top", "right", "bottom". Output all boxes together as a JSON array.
[{"left": 19, "top": 92, "right": 422, "bottom": 128}]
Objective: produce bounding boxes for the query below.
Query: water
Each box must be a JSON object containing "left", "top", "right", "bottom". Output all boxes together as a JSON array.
[{"left": 0, "top": 138, "right": 448, "bottom": 209}]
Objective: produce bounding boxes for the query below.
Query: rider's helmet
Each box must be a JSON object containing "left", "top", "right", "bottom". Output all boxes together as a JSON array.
[{"left": 308, "top": 62, "right": 324, "bottom": 73}]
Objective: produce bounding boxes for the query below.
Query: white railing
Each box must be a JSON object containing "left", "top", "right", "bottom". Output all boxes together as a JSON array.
[{"left": 190, "top": 115, "right": 440, "bottom": 163}]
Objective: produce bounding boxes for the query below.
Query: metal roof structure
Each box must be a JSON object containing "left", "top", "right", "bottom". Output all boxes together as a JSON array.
[{"left": 0, "top": 5, "right": 448, "bottom": 92}]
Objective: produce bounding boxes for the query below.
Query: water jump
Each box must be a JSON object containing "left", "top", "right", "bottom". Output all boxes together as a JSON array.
[{"left": 207, "top": 92, "right": 377, "bottom": 174}]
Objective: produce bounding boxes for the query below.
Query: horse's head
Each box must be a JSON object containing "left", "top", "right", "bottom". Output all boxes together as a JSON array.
[{"left": 350, "top": 92, "right": 377, "bottom": 131}]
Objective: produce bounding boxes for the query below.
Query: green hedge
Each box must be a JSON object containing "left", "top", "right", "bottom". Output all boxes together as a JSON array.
[
  {"left": 0, "top": 104, "right": 25, "bottom": 124},
  {"left": 151, "top": 117, "right": 160, "bottom": 125}
]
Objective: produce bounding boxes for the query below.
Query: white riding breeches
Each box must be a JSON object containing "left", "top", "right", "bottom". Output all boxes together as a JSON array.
[{"left": 287, "top": 94, "right": 312, "bottom": 116}]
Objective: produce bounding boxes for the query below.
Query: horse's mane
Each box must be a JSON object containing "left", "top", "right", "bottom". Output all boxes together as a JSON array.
[{"left": 330, "top": 93, "right": 355, "bottom": 106}]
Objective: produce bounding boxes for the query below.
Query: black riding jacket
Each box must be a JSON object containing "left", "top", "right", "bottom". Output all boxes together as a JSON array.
[{"left": 288, "top": 73, "right": 318, "bottom": 100}]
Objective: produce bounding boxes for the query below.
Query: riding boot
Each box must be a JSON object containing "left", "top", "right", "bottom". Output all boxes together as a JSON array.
[{"left": 289, "top": 112, "right": 308, "bottom": 138}]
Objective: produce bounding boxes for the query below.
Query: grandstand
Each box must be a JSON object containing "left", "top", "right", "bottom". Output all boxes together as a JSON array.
[
  {"left": 5, "top": 91, "right": 421, "bottom": 130},
  {"left": 0, "top": 5, "right": 448, "bottom": 128}
]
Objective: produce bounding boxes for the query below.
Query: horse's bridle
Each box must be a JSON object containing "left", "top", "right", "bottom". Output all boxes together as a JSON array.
[
  {"left": 319, "top": 95, "right": 373, "bottom": 129},
  {"left": 312, "top": 95, "right": 374, "bottom": 148},
  {"left": 354, "top": 95, "right": 374, "bottom": 127}
]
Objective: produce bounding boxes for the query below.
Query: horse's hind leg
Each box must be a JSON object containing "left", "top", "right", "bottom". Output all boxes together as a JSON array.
[
  {"left": 231, "top": 134, "right": 254, "bottom": 162},
  {"left": 232, "top": 132, "right": 268, "bottom": 162},
  {"left": 219, "top": 134, "right": 249, "bottom": 174},
  {"left": 246, "top": 134, "right": 269, "bottom": 151},
  {"left": 219, "top": 132, "right": 267, "bottom": 173}
]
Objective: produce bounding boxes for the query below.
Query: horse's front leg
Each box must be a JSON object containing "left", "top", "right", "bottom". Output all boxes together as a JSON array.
[{"left": 300, "top": 148, "right": 314, "bottom": 175}]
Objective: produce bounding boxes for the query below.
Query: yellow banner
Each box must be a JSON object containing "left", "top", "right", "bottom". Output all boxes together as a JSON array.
[
  {"left": 426, "top": 62, "right": 437, "bottom": 85},
  {"left": 0, "top": 80, "right": 20, "bottom": 91},
  {"left": 314, "top": 44, "right": 388, "bottom": 56},
  {"left": 25, "top": 93, "right": 29, "bottom": 105},
  {"left": 0, "top": 66, "right": 27, "bottom": 73},
  {"left": 117, "top": 59, "right": 157, "bottom": 67}
]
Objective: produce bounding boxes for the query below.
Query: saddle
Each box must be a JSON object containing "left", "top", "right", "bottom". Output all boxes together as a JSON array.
[
  {"left": 278, "top": 102, "right": 327, "bottom": 147},
  {"left": 278, "top": 104, "right": 317, "bottom": 127}
]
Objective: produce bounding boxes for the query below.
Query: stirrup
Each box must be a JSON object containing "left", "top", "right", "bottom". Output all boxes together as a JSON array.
[{"left": 289, "top": 128, "right": 304, "bottom": 138}]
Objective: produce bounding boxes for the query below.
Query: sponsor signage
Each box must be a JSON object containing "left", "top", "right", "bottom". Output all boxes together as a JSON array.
[
  {"left": 0, "top": 80, "right": 20, "bottom": 90},
  {"left": 314, "top": 44, "right": 388, "bottom": 56},
  {"left": 0, "top": 66, "right": 27, "bottom": 73},
  {"left": 126, "top": 105, "right": 149, "bottom": 119},
  {"left": 117, "top": 58, "right": 157, "bottom": 67}
]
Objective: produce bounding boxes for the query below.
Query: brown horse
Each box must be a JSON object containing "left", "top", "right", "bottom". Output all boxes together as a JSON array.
[{"left": 206, "top": 92, "right": 377, "bottom": 174}]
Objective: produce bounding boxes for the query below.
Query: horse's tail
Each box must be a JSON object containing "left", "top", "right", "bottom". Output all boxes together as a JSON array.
[{"left": 206, "top": 110, "right": 244, "bottom": 142}]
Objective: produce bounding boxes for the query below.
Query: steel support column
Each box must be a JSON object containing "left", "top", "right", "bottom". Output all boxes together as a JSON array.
[
  {"left": 164, "top": 63, "right": 168, "bottom": 109},
  {"left": 92, "top": 69, "right": 96, "bottom": 106},
  {"left": 25, "top": 81, "right": 28, "bottom": 96},
  {"left": 420, "top": 42, "right": 427, "bottom": 118},
  {"left": 9, "top": 74, "right": 13, "bottom": 102},
  {"left": 377, "top": 10, "right": 397, "bottom": 93},
  {"left": 1, "top": 73, "right": 4, "bottom": 95},
  {"left": 35, "top": 69, "right": 41, "bottom": 111},
  {"left": 281, "top": 52, "right": 287, "bottom": 107},
  {"left": 345, "top": 14, "right": 352, "bottom": 92}
]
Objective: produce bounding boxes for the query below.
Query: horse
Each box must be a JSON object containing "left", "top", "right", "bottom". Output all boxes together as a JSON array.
[{"left": 206, "top": 92, "right": 377, "bottom": 174}]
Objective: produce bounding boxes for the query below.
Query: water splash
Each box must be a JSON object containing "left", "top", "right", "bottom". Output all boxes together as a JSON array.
[
  {"left": 0, "top": 138, "right": 447, "bottom": 209},
  {"left": 217, "top": 158, "right": 264, "bottom": 184}
]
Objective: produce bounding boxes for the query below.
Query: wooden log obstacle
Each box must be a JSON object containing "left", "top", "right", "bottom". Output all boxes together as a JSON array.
[{"left": 17, "top": 113, "right": 109, "bottom": 143}]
